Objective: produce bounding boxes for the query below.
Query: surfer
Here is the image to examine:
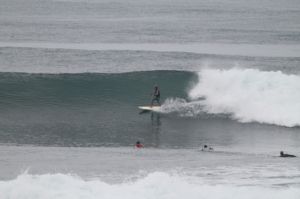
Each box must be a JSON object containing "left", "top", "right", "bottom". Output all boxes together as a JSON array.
[
  {"left": 201, "top": 145, "right": 214, "bottom": 151},
  {"left": 151, "top": 85, "right": 160, "bottom": 106},
  {"left": 280, "top": 151, "right": 296, "bottom": 158},
  {"left": 135, "top": 141, "right": 144, "bottom": 148}
]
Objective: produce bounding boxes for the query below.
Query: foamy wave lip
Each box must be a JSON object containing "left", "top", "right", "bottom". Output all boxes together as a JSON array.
[
  {"left": 0, "top": 172, "right": 299, "bottom": 199},
  {"left": 188, "top": 68, "right": 300, "bottom": 127}
]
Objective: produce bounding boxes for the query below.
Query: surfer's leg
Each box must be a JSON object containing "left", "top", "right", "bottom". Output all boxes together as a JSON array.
[
  {"left": 153, "top": 98, "right": 160, "bottom": 105},
  {"left": 157, "top": 97, "right": 160, "bottom": 105},
  {"left": 151, "top": 98, "right": 155, "bottom": 106}
]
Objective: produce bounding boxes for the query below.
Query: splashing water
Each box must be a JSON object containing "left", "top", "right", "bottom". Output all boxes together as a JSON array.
[{"left": 161, "top": 68, "right": 300, "bottom": 127}]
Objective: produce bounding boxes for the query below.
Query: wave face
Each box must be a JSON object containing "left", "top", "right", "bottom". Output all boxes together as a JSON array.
[
  {"left": 0, "top": 71, "right": 191, "bottom": 108},
  {"left": 0, "top": 71, "right": 195, "bottom": 147},
  {"left": 161, "top": 68, "right": 300, "bottom": 127},
  {"left": 0, "top": 172, "right": 299, "bottom": 199},
  {"left": 0, "top": 69, "right": 299, "bottom": 148}
]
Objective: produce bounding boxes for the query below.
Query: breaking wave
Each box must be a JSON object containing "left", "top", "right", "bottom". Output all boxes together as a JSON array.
[
  {"left": 162, "top": 68, "right": 300, "bottom": 127},
  {"left": 0, "top": 172, "right": 299, "bottom": 199}
]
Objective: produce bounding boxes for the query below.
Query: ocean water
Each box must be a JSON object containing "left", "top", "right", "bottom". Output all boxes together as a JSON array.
[{"left": 0, "top": 0, "right": 300, "bottom": 198}]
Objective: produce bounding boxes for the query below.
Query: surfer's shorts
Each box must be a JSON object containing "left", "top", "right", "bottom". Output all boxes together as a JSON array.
[{"left": 152, "top": 97, "right": 160, "bottom": 102}]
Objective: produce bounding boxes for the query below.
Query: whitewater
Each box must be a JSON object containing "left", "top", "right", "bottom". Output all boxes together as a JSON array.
[
  {"left": 0, "top": 146, "right": 299, "bottom": 199},
  {"left": 162, "top": 68, "right": 300, "bottom": 127},
  {"left": 1, "top": 172, "right": 300, "bottom": 199}
]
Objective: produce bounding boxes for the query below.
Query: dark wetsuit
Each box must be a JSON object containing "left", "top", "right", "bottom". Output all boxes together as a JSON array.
[
  {"left": 280, "top": 151, "right": 296, "bottom": 158},
  {"left": 151, "top": 88, "right": 160, "bottom": 106}
]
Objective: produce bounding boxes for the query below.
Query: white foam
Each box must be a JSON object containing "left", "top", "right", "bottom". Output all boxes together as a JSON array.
[
  {"left": 161, "top": 98, "right": 205, "bottom": 117},
  {"left": 162, "top": 68, "right": 300, "bottom": 127},
  {"left": 0, "top": 172, "right": 299, "bottom": 199},
  {"left": 1, "top": 42, "right": 300, "bottom": 57}
]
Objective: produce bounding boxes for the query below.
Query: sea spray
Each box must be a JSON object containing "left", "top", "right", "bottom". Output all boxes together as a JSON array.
[{"left": 161, "top": 98, "right": 206, "bottom": 117}]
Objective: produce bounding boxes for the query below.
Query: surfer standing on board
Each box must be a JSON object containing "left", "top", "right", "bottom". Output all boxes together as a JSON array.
[{"left": 151, "top": 85, "right": 160, "bottom": 107}]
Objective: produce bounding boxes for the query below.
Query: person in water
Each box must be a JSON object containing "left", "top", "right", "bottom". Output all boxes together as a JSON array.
[
  {"left": 135, "top": 141, "right": 144, "bottom": 148},
  {"left": 280, "top": 151, "right": 296, "bottom": 157},
  {"left": 151, "top": 85, "right": 160, "bottom": 106},
  {"left": 201, "top": 145, "right": 214, "bottom": 151}
]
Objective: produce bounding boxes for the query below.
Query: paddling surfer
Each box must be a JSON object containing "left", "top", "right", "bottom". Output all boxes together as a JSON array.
[
  {"left": 280, "top": 151, "right": 296, "bottom": 158},
  {"left": 135, "top": 141, "right": 144, "bottom": 148}
]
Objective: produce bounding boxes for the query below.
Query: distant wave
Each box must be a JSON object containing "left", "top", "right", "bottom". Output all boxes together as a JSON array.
[
  {"left": 0, "top": 172, "right": 299, "bottom": 199},
  {"left": 161, "top": 68, "right": 300, "bottom": 127},
  {"left": 1, "top": 42, "right": 299, "bottom": 57}
]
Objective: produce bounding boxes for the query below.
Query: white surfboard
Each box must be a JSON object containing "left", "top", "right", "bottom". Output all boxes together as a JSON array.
[{"left": 138, "top": 106, "right": 161, "bottom": 112}]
